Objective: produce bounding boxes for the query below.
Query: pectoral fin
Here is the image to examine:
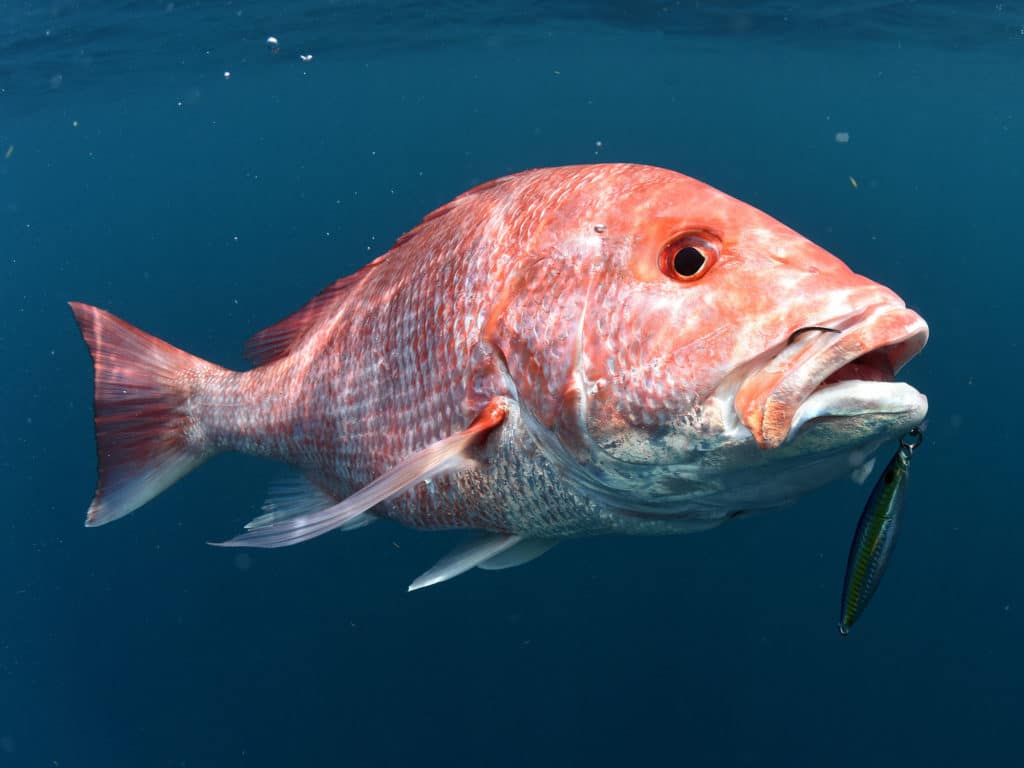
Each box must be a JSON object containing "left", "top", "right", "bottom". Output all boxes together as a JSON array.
[
  {"left": 849, "top": 457, "right": 876, "bottom": 485},
  {"left": 213, "top": 398, "right": 508, "bottom": 549}
]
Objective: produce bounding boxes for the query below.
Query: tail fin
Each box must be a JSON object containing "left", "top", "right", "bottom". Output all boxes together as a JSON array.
[{"left": 69, "top": 302, "right": 214, "bottom": 526}]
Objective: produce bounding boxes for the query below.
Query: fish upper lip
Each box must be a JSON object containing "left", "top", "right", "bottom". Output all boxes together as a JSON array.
[{"left": 734, "top": 304, "right": 929, "bottom": 448}]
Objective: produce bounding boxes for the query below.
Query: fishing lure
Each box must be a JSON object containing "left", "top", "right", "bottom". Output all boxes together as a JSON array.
[{"left": 838, "top": 427, "right": 923, "bottom": 635}]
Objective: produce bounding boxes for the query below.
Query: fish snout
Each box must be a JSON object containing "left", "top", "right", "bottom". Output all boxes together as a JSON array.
[{"left": 735, "top": 303, "right": 928, "bottom": 449}]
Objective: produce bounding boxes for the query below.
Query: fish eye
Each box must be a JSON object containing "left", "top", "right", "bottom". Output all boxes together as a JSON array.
[
  {"left": 673, "top": 246, "right": 706, "bottom": 276},
  {"left": 660, "top": 234, "right": 719, "bottom": 282}
]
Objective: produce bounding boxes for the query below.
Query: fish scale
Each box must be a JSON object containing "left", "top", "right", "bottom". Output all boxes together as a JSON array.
[
  {"left": 197, "top": 176, "right": 570, "bottom": 531},
  {"left": 70, "top": 163, "right": 928, "bottom": 591}
]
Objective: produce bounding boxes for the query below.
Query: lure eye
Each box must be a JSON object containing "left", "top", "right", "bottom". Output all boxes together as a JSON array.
[{"left": 660, "top": 234, "right": 719, "bottom": 282}]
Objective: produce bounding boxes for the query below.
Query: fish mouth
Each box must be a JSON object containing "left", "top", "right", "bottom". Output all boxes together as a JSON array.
[{"left": 734, "top": 304, "right": 929, "bottom": 448}]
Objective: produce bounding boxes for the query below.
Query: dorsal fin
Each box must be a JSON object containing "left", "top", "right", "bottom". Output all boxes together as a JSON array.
[
  {"left": 243, "top": 269, "right": 370, "bottom": 366},
  {"left": 390, "top": 175, "right": 512, "bottom": 250},
  {"left": 244, "top": 174, "right": 515, "bottom": 366}
]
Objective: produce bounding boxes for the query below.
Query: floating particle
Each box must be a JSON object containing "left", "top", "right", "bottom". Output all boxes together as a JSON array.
[
  {"left": 835, "top": 131, "right": 850, "bottom": 143},
  {"left": 223, "top": 71, "right": 231, "bottom": 80},
  {"left": 4, "top": 145, "right": 12, "bottom": 160},
  {"left": 72, "top": 120, "right": 78, "bottom": 128},
  {"left": 849, "top": 176, "right": 858, "bottom": 189},
  {"left": 300, "top": 53, "right": 313, "bottom": 62}
]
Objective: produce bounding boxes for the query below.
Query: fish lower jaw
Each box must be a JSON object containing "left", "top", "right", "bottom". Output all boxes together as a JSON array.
[{"left": 788, "top": 380, "right": 928, "bottom": 439}]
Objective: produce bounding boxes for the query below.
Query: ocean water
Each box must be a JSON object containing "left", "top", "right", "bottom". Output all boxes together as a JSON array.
[{"left": 3, "top": 2, "right": 1023, "bottom": 766}]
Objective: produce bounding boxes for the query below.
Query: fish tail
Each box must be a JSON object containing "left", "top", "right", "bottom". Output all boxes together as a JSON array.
[{"left": 69, "top": 302, "right": 221, "bottom": 526}]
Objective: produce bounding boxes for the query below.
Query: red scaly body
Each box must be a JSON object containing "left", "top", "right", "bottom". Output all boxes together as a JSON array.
[{"left": 71, "top": 164, "right": 928, "bottom": 587}]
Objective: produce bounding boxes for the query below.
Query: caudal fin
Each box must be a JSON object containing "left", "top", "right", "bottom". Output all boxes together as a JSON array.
[{"left": 70, "top": 302, "right": 214, "bottom": 526}]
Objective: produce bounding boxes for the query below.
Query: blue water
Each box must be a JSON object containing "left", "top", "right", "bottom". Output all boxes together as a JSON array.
[{"left": 3, "top": 2, "right": 1023, "bottom": 766}]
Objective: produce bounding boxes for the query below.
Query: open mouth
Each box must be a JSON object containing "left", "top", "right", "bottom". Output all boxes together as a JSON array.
[{"left": 735, "top": 304, "right": 929, "bottom": 448}]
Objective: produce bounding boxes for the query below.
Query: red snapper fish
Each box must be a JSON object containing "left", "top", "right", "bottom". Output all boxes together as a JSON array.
[{"left": 71, "top": 163, "right": 928, "bottom": 591}]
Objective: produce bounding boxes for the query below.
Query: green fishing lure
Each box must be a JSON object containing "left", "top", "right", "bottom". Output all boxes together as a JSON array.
[{"left": 838, "top": 427, "right": 923, "bottom": 635}]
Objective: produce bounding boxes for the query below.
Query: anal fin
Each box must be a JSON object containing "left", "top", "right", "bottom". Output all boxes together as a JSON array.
[
  {"left": 212, "top": 398, "right": 508, "bottom": 549},
  {"left": 247, "top": 475, "right": 375, "bottom": 534}
]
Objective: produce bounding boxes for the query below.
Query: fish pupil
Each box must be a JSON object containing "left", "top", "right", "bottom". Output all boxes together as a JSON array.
[{"left": 673, "top": 246, "right": 706, "bottom": 277}]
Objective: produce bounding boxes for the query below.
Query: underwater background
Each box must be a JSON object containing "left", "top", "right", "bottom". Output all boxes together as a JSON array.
[{"left": 2, "top": 2, "right": 1023, "bottom": 766}]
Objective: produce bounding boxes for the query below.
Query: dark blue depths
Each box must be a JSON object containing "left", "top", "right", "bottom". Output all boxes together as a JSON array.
[{"left": 2, "top": 3, "right": 1022, "bottom": 766}]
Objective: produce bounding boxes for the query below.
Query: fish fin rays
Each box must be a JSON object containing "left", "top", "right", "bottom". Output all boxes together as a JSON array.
[
  {"left": 212, "top": 398, "right": 508, "bottom": 549},
  {"left": 69, "top": 302, "right": 216, "bottom": 526},
  {"left": 246, "top": 475, "right": 375, "bottom": 533},
  {"left": 408, "top": 535, "right": 557, "bottom": 591},
  {"left": 244, "top": 269, "right": 377, "bottom": 366},
  {"left": 849, "top": 457, "right": 876, "bottom": 485},
  {"left": 407, "top": 533, "right": 522, "bottom": 591},
  {"left": 475, "top": 537, "right": 557, "bottom": 570}
]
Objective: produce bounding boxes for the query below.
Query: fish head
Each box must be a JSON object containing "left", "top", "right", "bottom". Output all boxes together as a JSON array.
[{"left": 487, "top": 164, "right": 928, "bottom": 521}]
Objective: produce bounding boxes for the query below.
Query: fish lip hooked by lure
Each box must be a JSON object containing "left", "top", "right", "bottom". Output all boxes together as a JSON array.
[{"left": 734, "top": 303, "right": 929, "bottom": 449}]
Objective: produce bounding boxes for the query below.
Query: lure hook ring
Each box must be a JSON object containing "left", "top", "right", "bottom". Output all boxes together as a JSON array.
[{"left": 900, "top": 426, "right": 924, "bottom": 453}]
